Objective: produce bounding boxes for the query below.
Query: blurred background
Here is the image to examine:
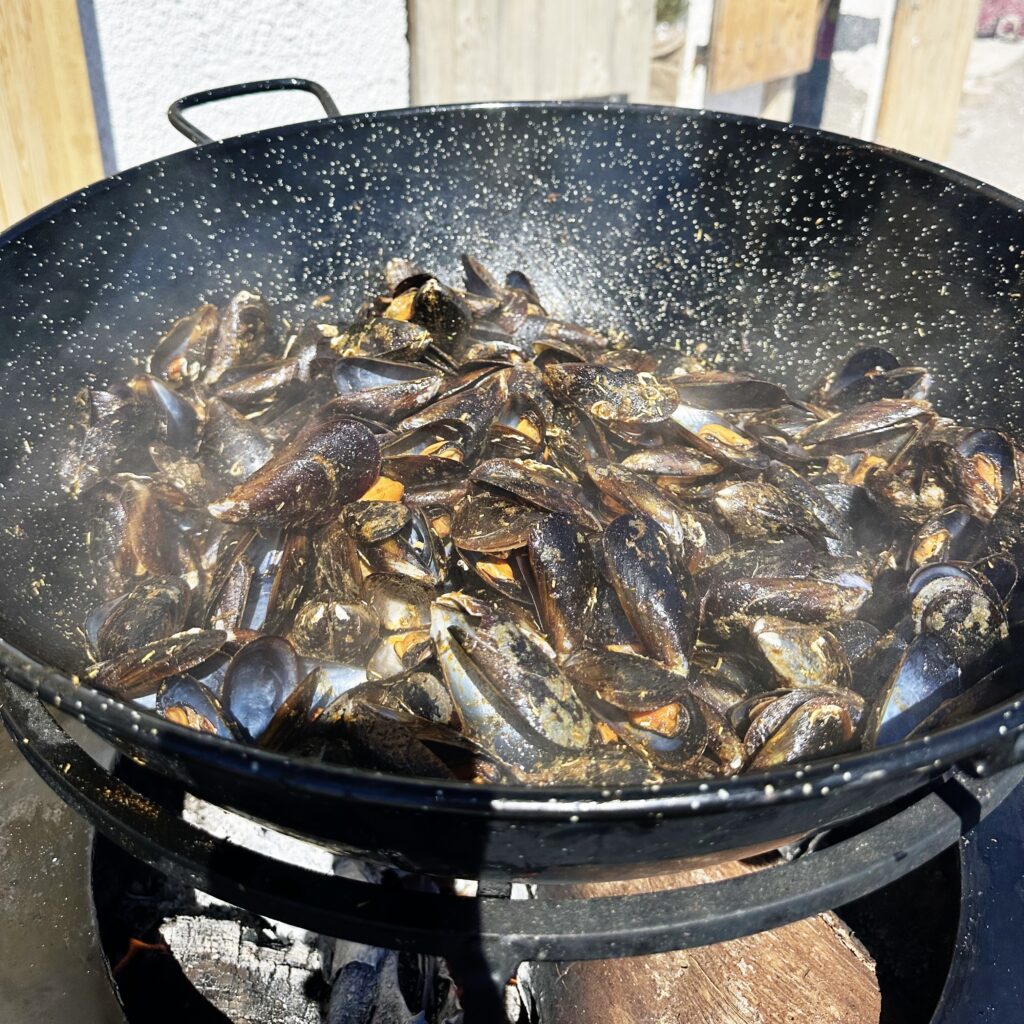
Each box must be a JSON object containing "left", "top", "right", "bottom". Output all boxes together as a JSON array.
[{"left": 2, "top": 0, "right": 1022, "bottom": 230}]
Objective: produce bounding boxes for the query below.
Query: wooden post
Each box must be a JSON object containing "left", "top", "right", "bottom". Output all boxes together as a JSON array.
[
  {"left": 0, "top": 0, "right": 103, "bottom": 230},
  {"left": 408, "top": 0, "right": 656, "bottom": 105},
  {"left": 874, "top": 0, "right": 981, "bottom": 162}
]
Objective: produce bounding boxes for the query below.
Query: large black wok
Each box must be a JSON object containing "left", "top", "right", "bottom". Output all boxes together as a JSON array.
[{"left": 2, "top": 83, "right": 1024, "bottom": 882}]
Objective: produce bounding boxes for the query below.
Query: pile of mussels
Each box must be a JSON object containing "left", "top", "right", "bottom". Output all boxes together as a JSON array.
[{"left": 61, "top": 256, "right": 1024, "bottom": 785}]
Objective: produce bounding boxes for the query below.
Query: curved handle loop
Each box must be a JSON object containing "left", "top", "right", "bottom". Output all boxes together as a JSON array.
[{"left": 167, "top": 77, "right": 340, "bottom": 145}]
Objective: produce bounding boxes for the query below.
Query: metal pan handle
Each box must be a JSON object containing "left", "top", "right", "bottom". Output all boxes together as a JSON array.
[{"left": 167, "top": 77, "right": 340, "bottom": 145}]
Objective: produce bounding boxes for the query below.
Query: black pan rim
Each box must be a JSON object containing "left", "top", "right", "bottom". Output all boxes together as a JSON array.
[{"left": 3, "top": 101, "right": 1024, "bottom": 817}]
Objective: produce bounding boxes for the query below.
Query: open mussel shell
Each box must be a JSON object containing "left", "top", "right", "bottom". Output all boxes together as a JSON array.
[
  {"left": 670, "top": 371, "right": 788, "bottom": 410},
  {"left": 221, "top": 636, "right": 300, "bottom": 742},
  {"left": 129, "top": 374, "right": 202, "bottom": 450},
  {"left": 451, "top": 492, "right": 544, "bottom": 553},
  {"left": 471, "top": 457, "right": 601, "bottom": 532},
  {"left": 94, "top": 575, "right": 191, "bottom": 661},
  {"left": 203, "top": 290, "right": 273, "bottom": 385},
  {"left": 935, "top": 428, "right": 1019, "bottom": 519},
  {"left": 865, "top": 632, "right": 962, "bottom": 747},
  {"left": 432, "top": 598, "right": 594, "bottom": 762},
  {"left": 586, "top": 460, "right": 708, "bottom": 568},
  {"left": 149, "top": 303, "right": 219, "bottom": 382},
  {"left": 341, "top": 500, "right": 411, "bottom": 544},
  {"left": 583, "top": 690, "right": 708, "bottom": 771},
  {"left": 485, "top": 393, "right": 546, "bottom": 459},
  {"left": 330, "top": 357, "right": 442, "bottom": 421},
  {"left": 366, "top": 628, "right": 432, "bottom": 679},
  {"left": 157, "top": 676, "right": 237, "bottom": 739},
  {"left": 797, "top": 398, "right": 931, "bottom": 451},
  {"left": 904, "top": 504, "right": 982, "bottom": 569},
  {"left": 361, "top": 508, "right": 448, "bottom": 585},
  {"left": 361, "top": 573, "right": 433, "bottom": 631},
  {"left": 668, "top": 403, "right": 767, "bottom": 472},
  {"left": 91, "top": 628, "right": 229, "bottom": 699}
]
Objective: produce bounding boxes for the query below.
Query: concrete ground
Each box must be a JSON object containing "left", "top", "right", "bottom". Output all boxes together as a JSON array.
[
  {"left": 947, "top": 38, "right": 1024, "bottom": 199},
  {"left": 823, "top": 18, "right": 1024, "bottom": 200}
]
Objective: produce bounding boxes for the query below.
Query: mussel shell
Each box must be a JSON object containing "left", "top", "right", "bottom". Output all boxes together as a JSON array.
[
  {"left": 564, "top": 647, "right": 688, "bottom": 711},
  {"left": 335, "top": 318, "right": 433, "bottom": 360},
  {"left": 798, "top": 399, "right": 930, "bottom": 449},
  {"left": 527, "top": 514, "right": 598, "bottom": 659},
  {"left": 668, "top": 403, "right": 767, "bottom": 471},
  {"left": 342, "top": 500, "right": 411, "bottom": 544},
  {"left": 131, "top": 374, "right": 201, "bottom": 450},
  {"left": 585, "top": 691, "right": 708, "bottom": 770},
  {"left": 905, "top": 505, "right": 982, "bottom": 569},
  {"left": 201, "top": 397, "right": 276, "bottom": 482},
  {"left": 451, "top": 492, "right": 544, "bottom": 553},
  {"left": 411, "top": 278, "right": 472, "bottom": 351},
  {"left": 749, "top": 617, "right": 852, "bottom": 690},
  {"left": 544, "top": 363, "right": 678, "bottom": 425},
  {"left": 602, "top": 513, "right": 697, "bottom": 672},
  {"left": 96, "top": 576, "right": 191, "bottom": 661},
  {"left": 204, "top": 290, "right": 272, "bottom": 384},
  {"left": 747, "top": 694, "right": 859, "bottom": 769},
  {"left": 970, "top": 554, "right": 1019, "bottom": 604},
  {"left": 471, "top": 457, "right": 601, "bottom": 531},
  {"left": 330, "top": 358, "right": 442, "bottom": 420},
  {"left": 149, "top": 303, "right": 219, "bottom": 382},
  {"left": 431, "top": 605, "right": 554, "bottom": 774},
  {"left": 361, "top": 573, "right": 433, "bottom": 631},
  {"left": 828, "top": 619, "right": 882, "bottom": 667},
  {"left": 913, "top": 574, "right": 1008, "bottom": 666},
  {"left": 208, "top": 417, "right": 382, "bottom": 527},
  {"left": 866, "top": 632, "right": 962, "bottom": 747},
  {"left": 290, "top": 597, "right": 381, "bottom": 662},
  {"left": 157, "top": 676, "right": 236, "bottom": 738},
  {"left": 587, "top": 460, "right": 707, "bottom": 567},
  {"left": 264, "top": 529, "right": 313, "bottom": 633},
  {"left": 706, "top": 576, "right": 870, "bottom": 636},
  {"left": 712, "top": 480, "right": 825, "bottom": 543},
  {"left": 92, "top": 628, "right": 228, "bottom": 699},
  {"left": 671, "top": 372, "right": 787, "bottom": 410},
  {"left": 221, "top": 636, "right": 300, "bottom": 742},
  {"left": 208, "top": 555, "right": 254, "bottom": 631},
  {"left": 366, "top": 629, "right": 433, "bottom": 679},
  {"left": 313, "top": 521, "right": 365, "bottom": 599},
  {"left": 434, "top": 599, "right": 594, "bottom": 753},
  {"left": 818, "top": 346, "right": 900, "bottom": 405},
  {"left": 620, "top": 446, "right": 721, "bottom": 481}
]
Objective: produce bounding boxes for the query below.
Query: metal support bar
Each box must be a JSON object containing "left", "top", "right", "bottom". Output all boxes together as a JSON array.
[{"left": 3, "top": 680, "right": 1022, "bottom": 1013}]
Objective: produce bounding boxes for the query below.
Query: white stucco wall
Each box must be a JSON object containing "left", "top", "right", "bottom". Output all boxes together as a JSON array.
[{"left": 79, "top": 0, "right": 409, "bottom": 171}]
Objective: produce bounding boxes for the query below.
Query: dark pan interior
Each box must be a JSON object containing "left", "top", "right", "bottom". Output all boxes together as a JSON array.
[{"left": 1, "top": 102, "right": 1023, "bottom": 730}]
